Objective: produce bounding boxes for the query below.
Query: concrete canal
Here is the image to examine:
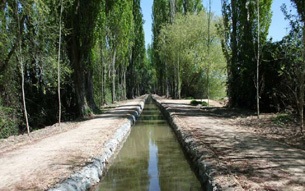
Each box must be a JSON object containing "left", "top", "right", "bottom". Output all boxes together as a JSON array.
[{"left": 92, "top": 99, "right": 202, "bottom": 191}]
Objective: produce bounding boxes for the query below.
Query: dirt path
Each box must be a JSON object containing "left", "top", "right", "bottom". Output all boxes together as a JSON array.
[
  {"left": 0, "top": 96, "right": 146, "bottom": 191},
  {"left": 154, "top": 96, "right": 305, "bottom": 191}
]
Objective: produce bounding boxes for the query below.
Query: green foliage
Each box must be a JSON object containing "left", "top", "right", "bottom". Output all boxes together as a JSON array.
[
  {"left": 126, "top": 0, "right": 146, "bottom": 98},
  {"left": 152, "top": 0, "right": 203, "bottom": 95},
  {"left": 220, "top": 0, "right": 273, "bottom": 109},
  {"left": 158, "top": 12, "right": 226, "bottom": 99},
  {"left": 0, "top": 0, "right": 152, "bottom": 137},
  {"left": 190, "top": 100, "right": 208, "bottom": 106},
  {"left": 0, "top": 99, "right": 19, "bottom": 139},
  {"left": 201, "top": 101, "right": 208, "bottom": 106},
  {"left": 190, "top": 100, "right": 200, "bottom": 106},
  {"left": 272, "top": 113, "right": 294, "bottom": 127}
]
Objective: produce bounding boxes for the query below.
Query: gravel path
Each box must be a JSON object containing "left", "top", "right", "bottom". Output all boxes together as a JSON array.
[
  {"left": 0, "top": 96, "right": 146, "bottom": 191},
  {"left": 153, "top": 95, "right": 305, "bottom": 191}
]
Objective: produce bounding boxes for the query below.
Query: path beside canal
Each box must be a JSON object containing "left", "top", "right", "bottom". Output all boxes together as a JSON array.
[
  {"left": 153, "top": 95, "right": 305, "bottom": 191},
  {"left": 1, "top": 94, "right": 304, "bottom": 191},
  {"left": 0, "top": 95, "right": 146, "bottom": 191}
]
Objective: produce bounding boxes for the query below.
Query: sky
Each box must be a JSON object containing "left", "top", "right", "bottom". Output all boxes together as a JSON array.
[{"left": 140, "top": 0, "right": 295, "bottom": 47}]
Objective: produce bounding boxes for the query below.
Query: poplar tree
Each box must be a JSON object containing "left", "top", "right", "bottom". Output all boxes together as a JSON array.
[
  {"left": 152, "top": 0, "right": 203, "bottom": 97},
  {"left": 152, "top": 0, "right": 169, "bottom": 96},
  {"left": 63, "top": 0, "right": 102, "bottom": 116},
  {"left": 127, "top": 0, "right": 145, "bottom": 99},
  {"left": 105, "top": 0, "right": 134, "bottom": 103},
  {"left": 220, "top": 0, "right": 272, "bottom": 109},
  {"left": 158, "top": 12, "right": 226, "bottom": 99}
]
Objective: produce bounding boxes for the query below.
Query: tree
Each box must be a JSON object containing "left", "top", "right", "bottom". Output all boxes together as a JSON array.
[
  {"left": 283, "top": 0, "right": 305, "bottom": 133},
  {"left": 63, "top": 0, "right": 102, "bottom": 116},
  {"left": 152, "top": 0, "right": 204, "bottom": 97},
  {"left": 291, "top": 0, "right": 305, "bottom": 133},
  {"left": 105, "top": 0, "right": 134, "bottom": 103},
  {"left": 0, "top": 0, "right": 147, "bottom": 138},
  {"left": 220, "top": 0, "right": 272, "bottom": 109},
  {"left": 152, "top": 0, "right": 170, "bottom": 96},
  {"left": 57, "top": 0, "right": 63, "bottom": 126},
  {"left": 256, "top": 0, "right": 260, "bottom": 118},
  {"left": 158, "top": 12, "right": 226, "bottom": 99},
  {"left": 126, "top": 0, "right": 145, "bottom": 99},
  {"left": 14, "top": 0, "right": 30, "bottom": 135}
]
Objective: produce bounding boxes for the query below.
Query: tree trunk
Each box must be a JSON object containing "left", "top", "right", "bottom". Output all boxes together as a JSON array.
[
  {"left": 207, "top": 0, "right": 211, "bottom": 105},
  {"left": 101, "top": 62, "right": 105, "bottom": 105},
  {"left": 15, "top": 0, "right": 30, "bottom": 135},
  {"left": 165, "top": 62, "right": 170, "bottom": 98},
  {"left": 57, "top": 0, "right": 63, "bottom": 126},
  {"left": 85, "top": 69, "right": 98, "bottom": 112},
  {"left": 301, "top": 26, "right": 305, "bottom": 133},
  {"left": 256, "top": 0, "right": 260, "bottom": 119},
  {"left": 111, "top": 49, "right": 116, "bottom": 103},
  {"left": 123, "top": 69, "right": 126, "bottom": 99},
  {"left": 177, "top": 54, "right": 181, "bottom": 99},
  {"left": 66, "top": 27, "right": 89, "bottom": 117}
]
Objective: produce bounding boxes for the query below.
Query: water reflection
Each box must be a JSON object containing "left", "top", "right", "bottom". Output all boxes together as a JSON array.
[
  {"left": 148, "top": 137, "right": 160, "bottom": 191},
  {"left": 92, "top": 102, "right": 201, "bottom": 191}
]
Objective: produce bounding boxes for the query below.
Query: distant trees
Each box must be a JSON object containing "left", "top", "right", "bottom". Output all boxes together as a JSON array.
[
  {"left": 152, "top": 0, "right": 203, "bottom": 97},
  {"left": 158, "top": 12, "right": 226, "bottom": 99},
  {"left": 126, "top": 0, "right": 146, "bottom": 99}
]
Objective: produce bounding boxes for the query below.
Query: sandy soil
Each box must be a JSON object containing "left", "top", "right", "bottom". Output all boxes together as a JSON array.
[
  {"left": 155, "top": 96, "right": 305, "bottom": 191},
  {"left": 0, "top": 96, "right": 145, "bottom": 191}
]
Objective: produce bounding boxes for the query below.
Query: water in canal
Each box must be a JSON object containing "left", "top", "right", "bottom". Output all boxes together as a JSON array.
[{"left": 92, "top": 99, "right": 202, "bottom": 191}]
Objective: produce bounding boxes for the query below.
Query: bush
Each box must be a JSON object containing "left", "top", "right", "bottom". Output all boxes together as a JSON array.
[
  {"left": 190, "top": 100, "right": 208, "bottom": 106},
  {"left": 0, "top": 100, "right": 19, "bottom": 139},
  {"left": 190, "top": 99, "right": 200, "bottom": 106},
  {"left": 201, "top": 101, "right": 208, "bottom": 106},
  {"left": 272, "top": 113, "right": 294, "bottom": 127}
]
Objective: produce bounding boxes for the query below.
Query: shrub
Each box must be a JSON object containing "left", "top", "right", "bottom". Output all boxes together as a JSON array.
[
  {"left": 201, "top": 101, "right": 208, "bottom": 106},
  {"left": 0, "top": 100, "right": 19, "bottom": 139},
  {"left": 190, "top": 99, "right": 200, "bottom": 106},
  {"left": 191, "top": 100, "right": 209, "bottom": 106},
  {"left": 272, "top": 113, "right": 294, "bottom": 127}
]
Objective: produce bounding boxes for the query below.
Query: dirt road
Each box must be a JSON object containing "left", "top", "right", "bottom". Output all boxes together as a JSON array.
[
  {"left": 153, "top": 95, "right": 305, "bottom": 191},
  {"left": 0, "top": 96, "right": 146, "bottom": 191}
]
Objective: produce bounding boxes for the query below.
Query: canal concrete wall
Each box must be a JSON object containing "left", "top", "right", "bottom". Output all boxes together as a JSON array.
[
  {"left": 152, "top": 95, "right": 220, "bottom": 191},
  {"left": 49, "top": 95, "right": 148, "bottom": 191}
]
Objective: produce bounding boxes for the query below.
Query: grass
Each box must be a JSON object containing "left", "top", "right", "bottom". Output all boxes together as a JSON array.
[{"left": 272, "top": 113, "right": 294, "bottom": 127}]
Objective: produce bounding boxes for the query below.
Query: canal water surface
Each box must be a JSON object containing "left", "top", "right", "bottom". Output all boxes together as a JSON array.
[{"left": 92, "top": 100, "right": 202, "bottom": 191}]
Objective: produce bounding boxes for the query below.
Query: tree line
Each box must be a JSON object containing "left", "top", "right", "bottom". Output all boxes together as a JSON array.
[
  {"left": 0, "top": 0, "right": 154, "bottom": 138},
  {"left": 0, "top": 0, "right": 304, "bottom": 138},
  {"left": 152, "top": 0, "right": 304, "bottom": 133}
]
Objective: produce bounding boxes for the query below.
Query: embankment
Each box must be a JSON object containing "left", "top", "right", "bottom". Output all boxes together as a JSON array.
[
  {"left": 49, "top": 95, "right": 148, "bottom": 191},
  {"left": 152, "top": 95, "right": 235, "bottom": 191}
]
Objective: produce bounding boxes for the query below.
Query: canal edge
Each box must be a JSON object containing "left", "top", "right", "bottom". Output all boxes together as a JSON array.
[
  {"left": 151, "top": 94, "right": 220, "bottom": 191},
  {"left": 48, "top": 95, "right": 148, "bottom": 191}
]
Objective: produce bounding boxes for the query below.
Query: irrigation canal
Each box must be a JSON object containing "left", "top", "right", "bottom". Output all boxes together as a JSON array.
[{"left": 92, "top": 98, "right": 202, "bottom": 191}]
